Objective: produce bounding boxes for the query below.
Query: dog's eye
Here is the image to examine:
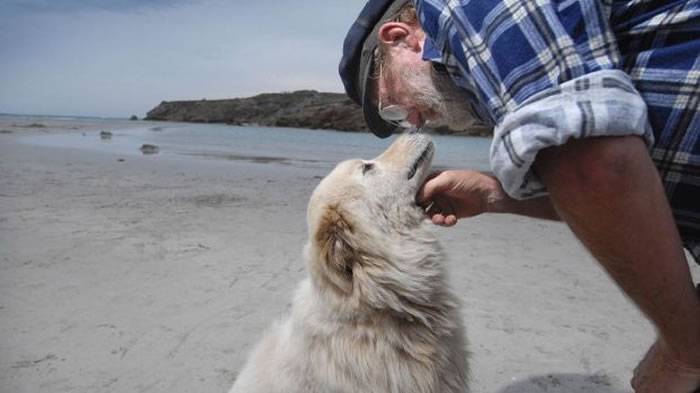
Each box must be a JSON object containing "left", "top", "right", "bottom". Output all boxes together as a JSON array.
[{"left": 361, "top": 162, "right": 374, "bottom": 175}]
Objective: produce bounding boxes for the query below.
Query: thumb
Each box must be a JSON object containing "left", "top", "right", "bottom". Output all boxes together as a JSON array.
[{"left": 417, "top": 171, "right": 450, "bottom": 204}]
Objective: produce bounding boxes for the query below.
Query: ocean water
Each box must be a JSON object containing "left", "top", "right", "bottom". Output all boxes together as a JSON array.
[{"left": 12, "top": 116, "right": 492, "bottom": 172}]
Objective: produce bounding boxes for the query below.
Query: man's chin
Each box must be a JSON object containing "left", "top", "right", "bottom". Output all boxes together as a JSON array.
[
  {"left": 440, "top": 110, "right": 490, "bottom": 132},
  {"left": 425, "top": 117, "right": 467, "bottom": 132},
  {"left": 423, "top": 113, "right": 451, "bottom": 129}
]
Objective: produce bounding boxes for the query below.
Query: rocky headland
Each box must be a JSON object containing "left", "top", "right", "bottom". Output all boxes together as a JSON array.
[{"left": 144, "top": 90, "right": 491, "bottom": 137}]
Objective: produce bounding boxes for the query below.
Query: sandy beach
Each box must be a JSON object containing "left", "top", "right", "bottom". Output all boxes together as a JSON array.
[{"left": 1, "top": 116, "right": 697, "bottom": 393}]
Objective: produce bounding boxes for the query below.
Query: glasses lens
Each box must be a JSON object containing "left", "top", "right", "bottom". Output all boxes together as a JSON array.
[{"left": 379, "top": 105, "right": 409, "bottom": 122}]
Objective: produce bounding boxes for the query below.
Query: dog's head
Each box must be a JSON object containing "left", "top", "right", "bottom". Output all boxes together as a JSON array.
[
  {"left": 305, "top": 133, "right": 444, "bottom": 317},
  {"left": 307, "top": 132, "right": 435, "bottom": 234}
]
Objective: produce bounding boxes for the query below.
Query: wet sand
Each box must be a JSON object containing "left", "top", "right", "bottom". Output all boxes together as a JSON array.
[{"left": 1, "top": 117, "right": 697, "bottom": 393}]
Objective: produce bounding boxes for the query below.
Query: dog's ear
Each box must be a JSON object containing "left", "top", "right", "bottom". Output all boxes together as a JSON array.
[{"left": 313, "top": 205, "right": 358, "bottom": 295}]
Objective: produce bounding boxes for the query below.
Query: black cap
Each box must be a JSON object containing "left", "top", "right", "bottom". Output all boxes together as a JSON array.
[{"left": 339, "top": 0, "right": 410, "bottom": 138}]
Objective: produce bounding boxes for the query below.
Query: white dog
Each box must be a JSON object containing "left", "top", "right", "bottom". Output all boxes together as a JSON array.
[{"left": 230, "top": 133, "right": 469, "bottom": 393}]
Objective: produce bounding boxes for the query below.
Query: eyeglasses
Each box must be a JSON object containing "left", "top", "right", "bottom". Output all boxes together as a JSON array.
[
  {"left": 378, "top": 100, "right": 409, "bottom": 123},
  {"left": 376, "top": 55, "right": 411, "bottom": 127}
]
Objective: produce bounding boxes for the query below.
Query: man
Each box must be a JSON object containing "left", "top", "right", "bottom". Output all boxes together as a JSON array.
[{"left": 339, "top": 0, "right": 700, "bottom": 392}]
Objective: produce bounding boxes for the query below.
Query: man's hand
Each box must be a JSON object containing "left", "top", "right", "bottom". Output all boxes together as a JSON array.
[
  {"left": 416, "top": 170, "right": 559, "bottom": 225},
  {"left": 416, "top": 170, "right": 503, "bottom": 226},
  {"left": 632, "top": 337, "right": 700, "bottom": 393}
]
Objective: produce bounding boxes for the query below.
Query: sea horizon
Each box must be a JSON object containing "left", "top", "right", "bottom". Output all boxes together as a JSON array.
[{"left": 0, "top": 112, "right": 133, "bottom": 121}]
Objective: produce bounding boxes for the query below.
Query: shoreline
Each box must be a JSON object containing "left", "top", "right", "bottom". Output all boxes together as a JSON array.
[
  {"left": 1, "top": 117, "right": 697, "bottom": 393},
  {"left": 0, "top": 112, "right": 491, "bottom": 138}
]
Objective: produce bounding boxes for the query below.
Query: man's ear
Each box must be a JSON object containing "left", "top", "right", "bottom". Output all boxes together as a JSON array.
[
  {"left": 378, "top": 22, "right": 421, "bottom": 52},
  {"left": 313, "top": 205, "right": 357, "bottom": 295}
]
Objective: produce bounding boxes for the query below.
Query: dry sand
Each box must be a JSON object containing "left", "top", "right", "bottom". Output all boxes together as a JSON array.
[{"left": 1, "top": 118, "right": 698, "bottom": 393}]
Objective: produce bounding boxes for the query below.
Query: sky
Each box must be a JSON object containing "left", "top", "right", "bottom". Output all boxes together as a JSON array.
[{"left": 0, "top": 0, "right": 367, "bottom": 118}]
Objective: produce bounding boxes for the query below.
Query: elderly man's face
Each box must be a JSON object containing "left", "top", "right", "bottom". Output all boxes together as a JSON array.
[{"left": 376, "top": 22, "right": 480, "bottom": 130}]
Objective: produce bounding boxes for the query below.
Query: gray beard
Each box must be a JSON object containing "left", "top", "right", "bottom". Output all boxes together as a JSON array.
[{"left": 402, "top": 65, "right": 489, "bottom": 132}]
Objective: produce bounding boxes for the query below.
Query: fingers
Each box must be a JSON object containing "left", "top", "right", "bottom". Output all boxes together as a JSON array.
[
  {"left": 632, "top": 339, "right": 700, "bottom": 393},
  {"left": 417, "top": 171, "right": 446, "bottom": 205},
  {"left": 430, "top": 213, "right": 457, "bottom": 226},
  {"left": 425, "top": 195, "right": 458, "bottom": 227}
]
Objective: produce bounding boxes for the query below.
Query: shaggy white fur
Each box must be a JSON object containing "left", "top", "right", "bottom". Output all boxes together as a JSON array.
[{"left": 230, "top": 133, "right": 470, "bottom": 393}]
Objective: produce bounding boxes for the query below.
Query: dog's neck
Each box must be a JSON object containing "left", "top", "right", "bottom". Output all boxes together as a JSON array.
[{"left": 307, "top": 222, "right": 458, "bottom": 332}]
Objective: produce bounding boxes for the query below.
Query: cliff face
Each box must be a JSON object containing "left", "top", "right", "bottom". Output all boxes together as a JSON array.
[{"left": 145, "top": 90, "right": 491, "bottom": 137}]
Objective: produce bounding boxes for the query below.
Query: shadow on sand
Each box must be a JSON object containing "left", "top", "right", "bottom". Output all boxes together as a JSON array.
[{"left": 496, "top": 373, "right": 629, "bottom": 393}]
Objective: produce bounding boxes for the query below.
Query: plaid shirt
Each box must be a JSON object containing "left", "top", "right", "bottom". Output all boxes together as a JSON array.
[{"left": 414, "top": 0, "right": 700, "bottom": 262}]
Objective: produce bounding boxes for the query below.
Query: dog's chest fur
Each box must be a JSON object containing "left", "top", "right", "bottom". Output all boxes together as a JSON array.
[{"left": 286, "top": 277, "right": 469, "bottom": 393}]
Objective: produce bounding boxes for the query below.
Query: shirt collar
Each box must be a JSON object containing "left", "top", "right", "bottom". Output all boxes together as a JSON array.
[{"left": 421, "top": 36, "right": 443, "bottom": 63}]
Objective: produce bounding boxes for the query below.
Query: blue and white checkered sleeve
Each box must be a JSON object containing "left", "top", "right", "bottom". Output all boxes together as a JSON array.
[
  {"left": 416, "top": 0, "right": 655, "bottom": 199},
  {"left": 491, "top": 70, "right": 654, "bottom": 198}
]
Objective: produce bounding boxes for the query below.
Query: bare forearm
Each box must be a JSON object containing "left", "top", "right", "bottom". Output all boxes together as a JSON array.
[
  {"left": 533, "top": 136, "right": 700, "bottom": 364},
  {"left": 479, "top": 172, "right": 560, "bottom": 221},
  {"left": 488, "top": 193, "right": 560, "bottom": 221}
]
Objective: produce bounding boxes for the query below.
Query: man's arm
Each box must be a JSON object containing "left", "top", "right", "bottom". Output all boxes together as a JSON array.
[
  {"left": 417, "top": 170, "right": 560, "bottom": 224},
  {"left": 533, "top": 135, "right": 700, "bottom": 392},
  {"left": 418, "top": 134, "right": 700, "bottom": 391}
]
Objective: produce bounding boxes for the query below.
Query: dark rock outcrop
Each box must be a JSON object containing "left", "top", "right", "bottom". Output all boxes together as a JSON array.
[
  {"left": 145, "top": 90, "right": 491, "bottom": 137},
  {"left": 139, "top": 144, "right": 159, "bottom": 155}
]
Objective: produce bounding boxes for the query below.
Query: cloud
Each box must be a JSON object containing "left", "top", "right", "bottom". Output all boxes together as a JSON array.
[
  {"left": 0, "top": 0, "right": 366, "bottom": 117},
  {"left": 3, "top": 0, "right": 196, "bottom": 14}
]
